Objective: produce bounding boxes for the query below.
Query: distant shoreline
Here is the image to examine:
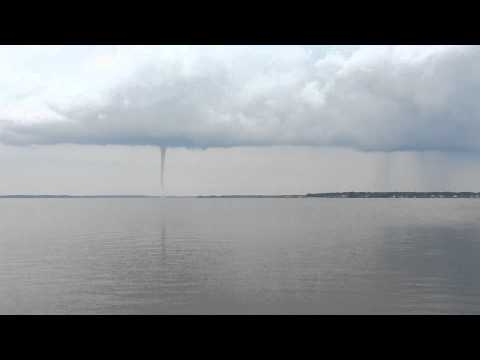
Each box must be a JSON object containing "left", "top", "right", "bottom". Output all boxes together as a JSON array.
[
  {"left": 2, "top": 192, "right": 480, "bottom": 199},
  {"left": 200, "top": 192, "right": 480, "bottom": 198}
]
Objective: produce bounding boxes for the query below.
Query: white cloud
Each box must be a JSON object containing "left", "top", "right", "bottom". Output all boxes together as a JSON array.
[{"left": 0, "top": 45, "right": 478, "bottom": 152}]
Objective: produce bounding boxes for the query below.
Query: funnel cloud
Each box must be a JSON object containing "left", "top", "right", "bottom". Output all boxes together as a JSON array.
[{"left": 160, "top": 147, "right": 166, "bottom": 194}]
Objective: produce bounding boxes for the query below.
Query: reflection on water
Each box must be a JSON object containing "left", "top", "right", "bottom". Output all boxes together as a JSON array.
[
  {"left": 161, "top": 224, "right": 167, "bottom": 262},
  {"left": 1, "top": 198, "right": 480, "bottom": 314}
]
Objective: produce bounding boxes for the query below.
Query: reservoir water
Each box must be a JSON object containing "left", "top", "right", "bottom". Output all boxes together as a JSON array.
[{"left": 1, "top": 198, "right": 480, "bottom": 314}]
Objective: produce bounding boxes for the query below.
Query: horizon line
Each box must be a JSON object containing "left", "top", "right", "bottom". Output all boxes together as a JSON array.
[{"left": 2, "top": 191, "right": 480, "bottom": 199}]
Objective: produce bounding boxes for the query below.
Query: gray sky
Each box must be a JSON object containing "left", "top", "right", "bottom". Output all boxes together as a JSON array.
[{"left": 0, "top": 45, "right": 479, "bottom": 195}]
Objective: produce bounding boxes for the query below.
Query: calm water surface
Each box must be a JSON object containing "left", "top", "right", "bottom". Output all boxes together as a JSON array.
[{"left": 1, "top": 198, "right": 480, "bottom": 314}]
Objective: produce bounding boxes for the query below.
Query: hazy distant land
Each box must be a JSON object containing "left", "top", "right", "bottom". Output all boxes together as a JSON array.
[
  {"left": 2, "top": 192, "right": 480, "bottom": 199},
  {"left": 201, "top": 192, "right": 480, "bottom": 198},
  {"left": 305, "top": 192, "right": 480, "bottom": 198}
]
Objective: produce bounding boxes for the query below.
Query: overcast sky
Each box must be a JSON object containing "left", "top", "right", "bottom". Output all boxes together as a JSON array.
[{"left": 1, "top": 45, "right": 479, "bottom": 195}]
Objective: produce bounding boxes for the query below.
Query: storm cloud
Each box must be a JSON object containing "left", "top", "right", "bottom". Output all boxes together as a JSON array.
[{"left": 1, "top": 45, "right": 479, "bottom": 152}]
